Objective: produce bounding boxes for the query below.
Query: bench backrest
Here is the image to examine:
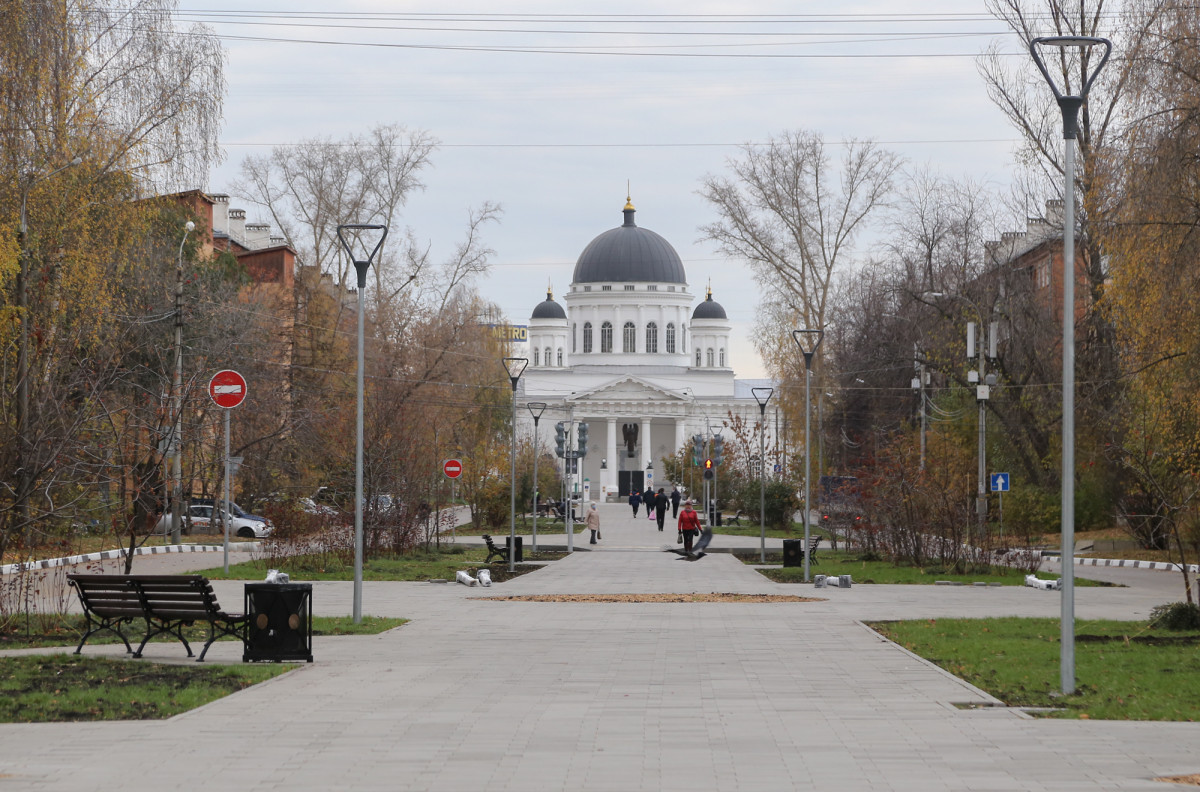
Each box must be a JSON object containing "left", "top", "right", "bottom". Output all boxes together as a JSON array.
[{"left": 68, "top": 574, "right": 226, "bottom": 619}]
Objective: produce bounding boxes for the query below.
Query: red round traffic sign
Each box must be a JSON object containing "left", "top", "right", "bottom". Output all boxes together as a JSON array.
[
  {"left": 208, "top": 370, "right": 247, "bottom": 409},
  {"left": 443, "top": 459, "right": 463, "bottom": 479}
]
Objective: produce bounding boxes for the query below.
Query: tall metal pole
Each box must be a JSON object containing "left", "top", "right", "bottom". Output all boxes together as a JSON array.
[
  {"left": 793, "top": 329, "right": 823, "bottom": 583},
  {"left": 753, "top": 388, "right": 773, "bottom": 564},
  {"left": 528, "top": 404, "right": 546, "bottom": 553},
  {"left": 976, "top": 326, "right": 987, "bottom": 543},
  {"left": 354, "top": 272, "right": 366, "bottom": 617},
  {"left": 15, "top": 158, "right": 80, "bottom": 549},
  {"left": 803, "top": 369, "right": 813, "bottom": 582},
  {"left": 1030, "top": 34, "right": 1110, "bottom": 695},
  {"left": 336, "top": 224, "right": 388, "bottom": 625},
  {"left": 502, "top": 358, "right": 527, "bottom": 573},
  {"left": 171, "top": 221, "right": 194, "bottom": 545},
  {"left": 222, "top": 409, "right": 231, "bottom": 574}
]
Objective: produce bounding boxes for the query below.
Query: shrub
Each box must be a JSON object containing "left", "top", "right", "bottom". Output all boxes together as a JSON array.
[{"left": 1149, "top": 601, "right": 1200, "bottom": 630}]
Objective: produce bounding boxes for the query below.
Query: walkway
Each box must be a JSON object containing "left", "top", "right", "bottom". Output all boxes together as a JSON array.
[{"left": 0, "top": 501, "right": 1196, "bottom": 791}]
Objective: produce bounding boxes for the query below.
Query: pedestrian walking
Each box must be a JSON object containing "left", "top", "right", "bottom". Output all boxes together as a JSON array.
[
  {"left": 655, "top": 488, "right": 669, "bottom": 531},
  {"left": 629, "top": 490, "right": 641, "bottom": 517},
  {"left": 677, "top": 499, "right": 701, "bottom": 553},
  {"left": 586, "top": 502, "right": 601, "bottom": 544},
  {"left": 670, "top": 486, "right": 681, "bottom": 518},
  {"left": 644, "top": 487, "right": 656, "bottom": 521}
]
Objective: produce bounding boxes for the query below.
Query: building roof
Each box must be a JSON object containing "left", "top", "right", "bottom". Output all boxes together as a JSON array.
[
  {"left": 691, "top": 288, "right": 728, "bottom": 320},
  {"left": 571, "top": 202, "right": 687, "bottom": 285},
  {"left": 531, "top": 288, "right": 567, "bottom": 320}
]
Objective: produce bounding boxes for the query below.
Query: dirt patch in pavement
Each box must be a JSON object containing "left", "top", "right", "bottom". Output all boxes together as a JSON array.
[
  {"left": 479, "top": 593, "right": 824, "bottom": 603},
  {"left": 1157, "top": 775, "right": 1200, "bottom": 786}
]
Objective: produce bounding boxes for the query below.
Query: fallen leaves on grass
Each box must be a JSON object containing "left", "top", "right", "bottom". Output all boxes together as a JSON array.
[{"left": 479, "top": 593, "right": 823, "bottom": 603}]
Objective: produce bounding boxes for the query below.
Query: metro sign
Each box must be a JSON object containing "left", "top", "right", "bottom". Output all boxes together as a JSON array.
[
  {"left": 208, "top": 370, "right": 247, "bottom": 409},
  {"left": 443, "top": 458, "right": 463, "bottom": 480}
]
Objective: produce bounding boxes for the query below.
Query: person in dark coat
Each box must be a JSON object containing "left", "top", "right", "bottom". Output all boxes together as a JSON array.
[
  {"left": 654, "top": 488, "right": 669, "bottom": 531},
  {"left": 628, "top": 490, "right": 641, "bottom": 517},
  {"left": 644, "top": 487, "right": 656, "bottom": 521},
  {"left": 670, "top": 486, "right": 681, "bottom": 518}
]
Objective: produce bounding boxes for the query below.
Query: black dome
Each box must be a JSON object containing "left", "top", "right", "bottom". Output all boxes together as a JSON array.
[
  {"left": 692, "top": 291, "right": 727, "bottom": 320},
  {"left": 572, "top": 204, "right": 687, "bottom": 284},
  {"left": 531, "top": 289, "right": 567, "bottom": 320}
]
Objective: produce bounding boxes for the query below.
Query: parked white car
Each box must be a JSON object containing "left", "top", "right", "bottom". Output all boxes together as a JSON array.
[{"left": 155, "top": 504, "right": 273, "bottom": 538}]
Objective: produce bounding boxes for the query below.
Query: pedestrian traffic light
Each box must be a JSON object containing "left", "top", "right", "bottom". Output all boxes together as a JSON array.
[
  {"left": 712, "top": 435, "right": 724, "bottom": 466},
  {"left": 703, "top": 458, "right": 714, "bottom": 480},
  {"left": 692, "top": 434, "right": 705, "bottom": 466},
  {"left": 576, "top": 422, "right": 589, "bottom": 456},
  {"left": 555, "top": 422, "right": 566, "bottom": 458}
]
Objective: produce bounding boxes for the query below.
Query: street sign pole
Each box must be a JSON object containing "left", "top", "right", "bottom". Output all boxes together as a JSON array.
[{"left": 207, "top": 371, "right": 247, "bottom": 574}]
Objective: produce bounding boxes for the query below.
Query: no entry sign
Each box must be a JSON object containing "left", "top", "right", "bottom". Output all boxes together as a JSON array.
[
  {"left": 443, "top": 458, "right": 463, "bottom": 479},
  {"left": 208, "top": 370, "right": 247, "bottom": 409}
]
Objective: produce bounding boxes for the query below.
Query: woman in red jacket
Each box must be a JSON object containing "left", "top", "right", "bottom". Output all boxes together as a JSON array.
[{"left": 677, "top": 499, "right": 702, "bottom": 553}]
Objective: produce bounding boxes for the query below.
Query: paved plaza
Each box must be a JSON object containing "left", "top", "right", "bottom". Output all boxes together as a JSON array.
[{"left": 1, "top": 501, "right": 1197, "bottom": 791}]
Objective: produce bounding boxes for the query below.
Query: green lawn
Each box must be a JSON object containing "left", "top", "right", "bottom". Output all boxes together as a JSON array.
[
  {"left": 870, "top": 617, "right": 1200, "bottom": 720},
  {"left": 0, "top": 654, "right": 289, "bottom": 722},
  {"left": 199, "top": 546, "right": 563, "bottom": 582},
  {"left": 741, "top": 549, "right": 1113, "bottom": 586}
]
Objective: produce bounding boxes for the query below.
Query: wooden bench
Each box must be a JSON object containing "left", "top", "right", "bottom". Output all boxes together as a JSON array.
[
  {"left": 481, "top": 534, "right": 509, "bottom": 564},
  {"left": 68, "top": 574, "right": 247, "bottom": 662}
]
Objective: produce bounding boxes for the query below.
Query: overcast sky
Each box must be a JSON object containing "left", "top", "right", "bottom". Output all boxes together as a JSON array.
[{"left": 186, "top": 2, "right": 1037, "bottom": 378}]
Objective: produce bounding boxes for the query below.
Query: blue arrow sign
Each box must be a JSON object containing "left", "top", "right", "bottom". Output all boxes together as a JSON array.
[
  {"left": 990, "top": 473, "right": 1010, "bottom": 492},
  {"left": 773, "top": 464, "right": 782, "bottom": 474}
]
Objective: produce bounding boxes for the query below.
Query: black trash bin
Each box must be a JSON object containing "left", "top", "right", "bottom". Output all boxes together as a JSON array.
[
  {"left": 782, "top": 539, "right": 805, "bottom": 567},
  {"left": 708, "top": 503, "right": 722, "bottom": 527},
  {"left": 505, "top": 535, "right": 524, "bottom": 562},
  {"left": 243, "top": 582, "right": 314, "bottom": 663}
]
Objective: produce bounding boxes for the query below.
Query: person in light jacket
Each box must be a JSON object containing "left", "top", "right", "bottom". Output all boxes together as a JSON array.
[{"left": 586, "top": 502, "right": 601, "bottom": 544}]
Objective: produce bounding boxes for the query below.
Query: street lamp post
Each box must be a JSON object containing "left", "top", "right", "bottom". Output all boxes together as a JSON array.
[
  {"left": 1030, "top": 34, "right": 1112, "bottom": 695},
  {"left": 793, "top": 329, "right": 824, "bottom": 582},
  {"left": 912, "top": 343, "right": 927, "bottom": 472},
  {"left": 169, "top": 220, "right": 195, "bottom": 545},
  {"left": 14, "top": 156, "right": 81, "bottom": 546},
  {"left": 527, "top": 401, "right": 547, "bottom": 553},
  {"left": 752, "top": 387, "right": 773, "bottom": 564},
  {"left": 336, "top": 223, "right": 388, "bottom": 624},
  {"left": 503, "top": 358, "right": 529, "bottom": 573}
]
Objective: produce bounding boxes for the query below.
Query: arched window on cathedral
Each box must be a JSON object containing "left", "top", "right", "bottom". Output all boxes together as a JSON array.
[
  {"left": 623, "top": 322, "right": 636, "bottom": 353},
  {"left": 719, "top": 347, "right": 725, "bottom": 367},
  {"left": 706, "top": 348, "right": 714, "bottom": 367},
  {"left": 646, "top": 322, "right": 658, "bottom": 353},
  {"left": 572, "top": 323, "right": 577, "bottom": 354},
  {"left": 695, "top": 348, "right": 702, "bottom": 367},
  {"left": 545, "top": 347, "right": 552, "bottom": 367},
  {"left": 557, "top": 348, "right": 563, "bottom": 367},
  {"left": 533, "top": 347, "right": 540, "bottom": 367},
  {"left": 665, "top": 323, "right": 675, "bottom": 354},
  {"left": 583, "top": 322, "right": 593, "bottom": 353},
  {"left": 601, "top": 321, "right": 613, "bottom": 353}
]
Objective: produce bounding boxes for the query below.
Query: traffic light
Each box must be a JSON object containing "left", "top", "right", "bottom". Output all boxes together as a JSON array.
[
  {"left": 555, "top": 422, "right": 566, "bottom": 458},
  {"left": 692, "top": 434, "right": 705, "bottom": 466},
  {"left": 712, "top": 435, "right": 724, "bottom": 466},
  {"left": 703, "top": 458, "right": 714, "bottom": 480},
  {"left": 576, "top": 422, "right": 589, "bottom": 457}
]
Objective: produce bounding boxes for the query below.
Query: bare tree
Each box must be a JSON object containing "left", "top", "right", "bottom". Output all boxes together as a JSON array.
[{"left": 699, "top": 130, "right": 901, "bottom": 337}]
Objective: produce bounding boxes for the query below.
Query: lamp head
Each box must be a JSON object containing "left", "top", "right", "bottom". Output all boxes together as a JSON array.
[{"left": 185, "top": 221, "right": 195, "bottom": 233}]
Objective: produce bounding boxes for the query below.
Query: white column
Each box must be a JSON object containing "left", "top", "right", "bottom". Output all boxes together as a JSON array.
[
  {"left": 641, "top": 417, "right": 652, "bottom": 472},
  {"left": 675, "top": 416, "right": 686, "bottom": 456},
  {"left": 606, "top": 417, "right": 617, "bottom": 494}
]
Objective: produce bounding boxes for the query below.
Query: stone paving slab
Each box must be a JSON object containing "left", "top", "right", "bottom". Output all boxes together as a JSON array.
[{"left": 1, "top": 502, "right": 1197, "bottom": 791}]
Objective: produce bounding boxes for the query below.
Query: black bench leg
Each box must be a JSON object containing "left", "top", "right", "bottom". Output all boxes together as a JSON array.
[{"left": 75, "top": 618, "right": 134, "bottom": 655}]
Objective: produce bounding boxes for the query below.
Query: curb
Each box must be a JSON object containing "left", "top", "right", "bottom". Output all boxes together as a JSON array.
[
  {"left": 1, "top": 543, "right": 252, "bottom": 576},
  {"left": 1071, "top": 555, "right": 1199, "bottom": 574}
]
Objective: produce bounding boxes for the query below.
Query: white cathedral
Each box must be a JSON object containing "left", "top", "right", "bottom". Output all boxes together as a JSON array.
[{"left": 519, "top": 198, "right": 774, "bottom": 500}]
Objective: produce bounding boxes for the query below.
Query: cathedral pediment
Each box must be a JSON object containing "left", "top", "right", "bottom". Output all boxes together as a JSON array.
[{"left": 568, "top": 376, "right": 687, "bottom": 403}]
